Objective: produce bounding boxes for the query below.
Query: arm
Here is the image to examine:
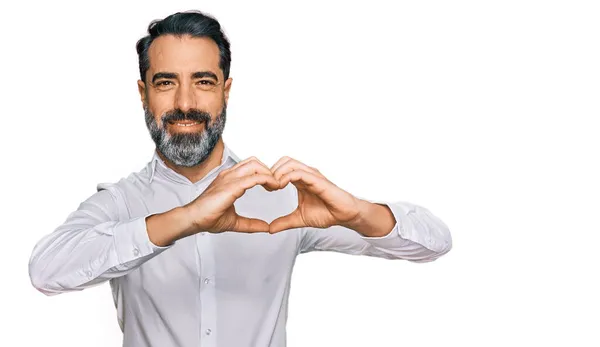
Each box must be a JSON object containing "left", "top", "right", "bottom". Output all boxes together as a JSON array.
[
  {"left": 28, "top": 187, "right": 176, "bottom": 296},
  {"left": 29, "top": 157, "right": 283, "bottom": 296},
  {"left": 265, "top": 156, "right": 451, "bottom": 262},
  {"left": 299, "top": 195, "right": 452, "bottom": 263}
]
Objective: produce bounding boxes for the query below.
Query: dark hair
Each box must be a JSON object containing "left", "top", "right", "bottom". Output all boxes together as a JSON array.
[{"left": 136, "top": 10, "right": 232, "bottom": 83}]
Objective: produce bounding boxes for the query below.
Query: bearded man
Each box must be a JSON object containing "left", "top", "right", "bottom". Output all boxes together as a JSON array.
[{"left": 29, "top": 10, "right": 452, "bottom": 347}]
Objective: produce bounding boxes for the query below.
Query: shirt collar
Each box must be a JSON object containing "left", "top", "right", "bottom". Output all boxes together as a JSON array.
[{"left": 147, "top": 142, "right": 242, "bottom": 184}]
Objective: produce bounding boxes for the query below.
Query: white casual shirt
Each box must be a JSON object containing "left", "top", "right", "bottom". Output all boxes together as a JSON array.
[{"left": 29, "top": 142, "right": 452, "bottom": 347}]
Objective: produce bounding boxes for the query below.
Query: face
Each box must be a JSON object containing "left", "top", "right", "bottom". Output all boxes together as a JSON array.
[{"left": 138, "top": 35, "right": 232, "bottom": 167}]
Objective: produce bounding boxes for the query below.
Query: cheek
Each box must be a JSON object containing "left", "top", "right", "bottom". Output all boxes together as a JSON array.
[
  {"left": 146, "top": 95, "right": 173, "bottom": 122},
  {"left": 200, "top": 93, "right": 225, "bottom": 115},
  {"left": 149, "top": 93, "right": 173, "bottom": 111}
]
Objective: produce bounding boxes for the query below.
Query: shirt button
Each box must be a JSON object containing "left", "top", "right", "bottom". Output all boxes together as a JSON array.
[
  {"left": 133, "top": 248, "right": 140, "bottom": 256},
  {"left": 204, "top": 278, "right": 210, "bottom": 284},
  {"left": 205, "top": 328, "right": 212, "bottom": 335}
]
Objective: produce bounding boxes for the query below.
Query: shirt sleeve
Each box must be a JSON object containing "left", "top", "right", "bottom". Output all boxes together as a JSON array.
[
  {"left": 298, "top": 195, "right": 452, "bottom": 263},
  {"left": 28, "top": 187, "right": 172, "bottom": 296}
]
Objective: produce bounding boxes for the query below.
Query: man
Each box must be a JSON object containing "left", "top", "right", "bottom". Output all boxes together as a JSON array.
[{"left": 28, "top": 10, "right": 452, "bottom": 347}]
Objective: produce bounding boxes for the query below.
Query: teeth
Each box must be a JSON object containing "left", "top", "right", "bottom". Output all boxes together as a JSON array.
[{"left": 175, "top": 122, "right": 199, "bottom": 126}]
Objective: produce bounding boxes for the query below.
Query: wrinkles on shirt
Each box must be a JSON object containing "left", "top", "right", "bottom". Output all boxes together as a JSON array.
[{"left": 29, "top": 144, "right": 452, "bottom": 346}]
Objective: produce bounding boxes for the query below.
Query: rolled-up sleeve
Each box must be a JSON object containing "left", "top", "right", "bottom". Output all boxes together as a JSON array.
[
  {"left": 28, "top": 188, "right": 172, "bottom": 296},
  {"left": 298, "top": 198, "right": 452, "bottom": 263}
]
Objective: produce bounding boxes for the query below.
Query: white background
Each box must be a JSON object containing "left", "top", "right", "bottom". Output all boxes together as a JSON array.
[{"left": 1, "top": 0, "right": 598, "bottom": 346}]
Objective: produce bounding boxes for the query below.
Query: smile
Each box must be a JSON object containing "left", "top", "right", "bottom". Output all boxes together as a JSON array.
[{"left": 169, "top": 120, "right": 205, "bottom": 127}]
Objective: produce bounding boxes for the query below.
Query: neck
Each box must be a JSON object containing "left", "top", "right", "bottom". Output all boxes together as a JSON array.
[{"left": 156, "top": 138, "right": 225, "bottom": 184}]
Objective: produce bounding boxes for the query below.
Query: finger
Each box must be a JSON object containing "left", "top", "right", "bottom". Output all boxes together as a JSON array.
[
  {"left": 230, "top": 160, "right": 274, "bottom": 179},
  {"left": 224, "top": 159, "right": 280, "bottom": 191},
  {"left": 243, "top": 156, "right": 271, "bottom": 171},
  {"left": 270, "top": 156, "right": 293, "bottom": 173},
  {"left": 279, "top": 169, "right": 331, "bottom": 196},
  {"left": 232, "top": 215, "right": 270, "bottom": 233},
  {"left": 222, "top": 156, "right": 267, "bottom": 175},
  {"left": 269, "top": 209, "right": 304, "bottom": 234},
  {"left": 272, "top": 159, "right": 326, "bottom": 181},
  {"left": 230, "top": 173, "right": 281, "bottom": 198}
]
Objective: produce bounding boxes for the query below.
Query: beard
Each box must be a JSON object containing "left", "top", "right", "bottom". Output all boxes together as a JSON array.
[{"left": 144, "top": 104, "right": 227, "bottom": 167}]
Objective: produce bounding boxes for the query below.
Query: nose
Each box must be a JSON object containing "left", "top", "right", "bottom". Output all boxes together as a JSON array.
[{"left": 174, "top": 83, "right": 196, "bottom": 113}]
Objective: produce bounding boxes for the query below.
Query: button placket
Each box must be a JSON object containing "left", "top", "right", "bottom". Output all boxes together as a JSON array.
[{"left": 197, "top": 219, "right": 217, "bottom": 346}]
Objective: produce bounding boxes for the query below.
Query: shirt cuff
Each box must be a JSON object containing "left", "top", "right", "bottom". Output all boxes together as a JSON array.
[
  {"left": 113, "top": 214, "right": 172, "bottom": 265},
  {"left": 357, "top": 201, "right": 414, "bottom": 249}
]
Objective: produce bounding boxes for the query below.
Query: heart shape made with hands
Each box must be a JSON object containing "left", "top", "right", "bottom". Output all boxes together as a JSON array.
[{"left": 229, "top": 155, "right": 363, "bottom": 235}]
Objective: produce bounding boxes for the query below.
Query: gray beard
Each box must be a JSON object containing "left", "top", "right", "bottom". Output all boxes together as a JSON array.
[{"left": 144, "top": 105, "right": 227, "bottom": 167}]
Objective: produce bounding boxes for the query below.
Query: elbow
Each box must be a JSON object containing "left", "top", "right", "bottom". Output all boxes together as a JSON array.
[
  {"left": 28, "top": 256, "right": 69, "bottom": 296},
  {"left": 29, "top": 239, "right": 65, "bottom": 296},
  {"left": 411, "top": 231, "right": 453, "bottom": 263},
  {"left": 419, "top": 239, "right": 452, "bottom": 263},
  {"left": 29, "top": 263, "right": 56, "bottom": 296},
  {"left": 434, "top": 231, "right": 453, "bottom": 257},
  {"left": 29, "top": 271, "right": 76, "bottom": 296},
  {"left": 398, "top": 221, "right": 452, "bottom": 263},
  {"left": 375, "top": 227, "right": 453, "bottom": 263}
]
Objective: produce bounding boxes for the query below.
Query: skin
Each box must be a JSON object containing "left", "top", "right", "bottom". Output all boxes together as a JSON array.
[
  {"left": 141, "top": 34, "right": 395, "bottom": 243},
  {"left": 137, "top": 35, "right": 232, "bottom": 183}
]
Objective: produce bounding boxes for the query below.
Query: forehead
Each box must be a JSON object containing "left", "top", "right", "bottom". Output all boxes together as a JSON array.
[{"left": 147, "top": 35, "right": 221, "bottom": 78}]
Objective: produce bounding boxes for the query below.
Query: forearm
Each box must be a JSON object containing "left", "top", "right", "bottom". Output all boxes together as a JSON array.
[
  {"left": 362, "top": 200, "right": 453, "bottom": 262},
  {"left": 146, "top": 206, "right": 197, "bottom": 247},
  {"left": 341, "top": 199, "right": 452, "bottom": 262},
  {"left": 29, "top": 190, "right": 173, "bottom": 295},
  {"left": 342, "top": 199, "right": 396, "bottom": 238},
  {"left": 29, "top": 215, "right": 173, "bottom": 295}
]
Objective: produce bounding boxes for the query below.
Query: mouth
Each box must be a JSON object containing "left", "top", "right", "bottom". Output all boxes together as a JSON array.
[{"left": 168, "top": 120, "right": 205, "bottom": 129}]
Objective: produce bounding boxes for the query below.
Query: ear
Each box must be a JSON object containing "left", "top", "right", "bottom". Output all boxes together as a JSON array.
[
  {"left": 137, "top": 80, "right": 147, "bottom": 108},
  {"left": 223, "top": 77, "right": 233, "bottom": 105}
]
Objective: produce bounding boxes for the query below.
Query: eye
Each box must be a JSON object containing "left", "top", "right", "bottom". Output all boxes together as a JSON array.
[
  {"left": 156, "top": 81, "right": 173, "bottom": 86},
  {"left": 196, "top": 80, "right": 218, "bottom": 91},
  {"left": 197, "top": 80, "right": 216, "bottom": 85}
]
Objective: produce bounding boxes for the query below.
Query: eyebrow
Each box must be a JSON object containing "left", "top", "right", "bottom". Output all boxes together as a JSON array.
[
  {"left": 192, "top": 71, "right": 219, "bottom": 81},
  {"left": 151, "top": 72, "right": 177, "bottom": 84},
  {"left": 151, "top": 71, "right": 219, "bottom": 84}
]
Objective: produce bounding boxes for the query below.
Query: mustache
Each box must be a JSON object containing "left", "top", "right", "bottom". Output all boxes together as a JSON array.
[{"left": 161, "top": 109, "right": 212, "bottom": 126}]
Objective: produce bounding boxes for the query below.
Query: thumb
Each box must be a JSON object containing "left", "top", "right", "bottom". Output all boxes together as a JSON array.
[
  {"left": 232, "top": 215, "right": 270, "bottom": 233},
  {"left": 269, "top": 209, "right": 305, "bottom": 234}
]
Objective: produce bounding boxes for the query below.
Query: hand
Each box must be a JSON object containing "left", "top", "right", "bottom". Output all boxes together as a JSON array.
[
  {"left": 184, "top": 156, "right": 281, "bottom": 234},
  {"left": 268, "top": 156, "right": 363, "bottom": 234}
]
